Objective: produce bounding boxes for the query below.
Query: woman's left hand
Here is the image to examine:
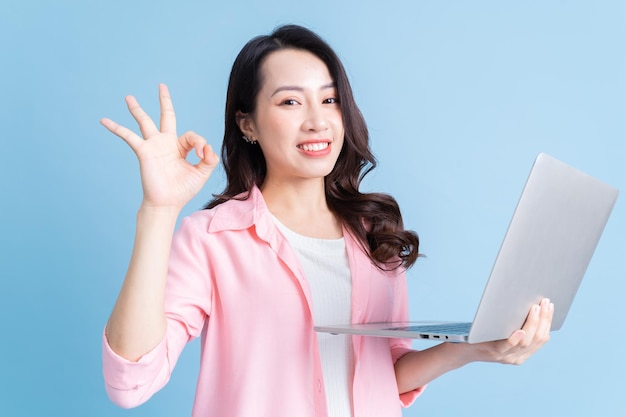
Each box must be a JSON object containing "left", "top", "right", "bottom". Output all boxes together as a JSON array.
[
  {"left": 395, "top": 298, "right": 554, "bottom": 394},
  {"left": 467, "top": 298, "right": 554, "bottom": 365}
]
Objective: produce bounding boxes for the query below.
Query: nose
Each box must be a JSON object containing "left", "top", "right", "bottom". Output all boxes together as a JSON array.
[{"left": 302, "top": 102, "right": 329, "bottom": 132}]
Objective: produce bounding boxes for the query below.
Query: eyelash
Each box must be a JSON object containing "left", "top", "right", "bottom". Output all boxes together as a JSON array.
[{"left": 280, "top": 97, "right": 339, "bottom": 105}]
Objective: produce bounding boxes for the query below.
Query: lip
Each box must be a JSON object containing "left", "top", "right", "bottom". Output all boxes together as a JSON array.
[{"left": 296, "top": 139, "right": 333, "bottom": 157}]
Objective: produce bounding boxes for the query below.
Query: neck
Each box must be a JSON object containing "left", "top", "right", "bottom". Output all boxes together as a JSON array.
[
  {"left": 261, "top": 176, "right": 327, "bottom": 212},
  {"left": 261, "top": 177, "right": 342, "bottom": 239}
]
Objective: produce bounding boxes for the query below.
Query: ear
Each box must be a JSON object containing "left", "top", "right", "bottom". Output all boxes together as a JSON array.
[{"left": 236, "top": 111, "right": 256, "bottom": 139}]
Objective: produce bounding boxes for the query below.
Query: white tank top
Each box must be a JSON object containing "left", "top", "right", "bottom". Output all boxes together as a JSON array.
[{"left": 272, "top": 216, "right": 354, "bottom": 417}]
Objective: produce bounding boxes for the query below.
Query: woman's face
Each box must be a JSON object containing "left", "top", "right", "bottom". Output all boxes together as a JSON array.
[{"left": 239, "top": 48, "right": 345, "bottom": 186}]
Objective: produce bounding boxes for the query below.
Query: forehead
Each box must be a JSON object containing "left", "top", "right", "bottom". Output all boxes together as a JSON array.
[{"left": 259, "top": 48, "right": 334, "bottom": 90}]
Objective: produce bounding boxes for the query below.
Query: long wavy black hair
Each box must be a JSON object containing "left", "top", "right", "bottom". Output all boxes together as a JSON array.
[{"left": 206, "top": 24, "right": 420, "bottom": 270}]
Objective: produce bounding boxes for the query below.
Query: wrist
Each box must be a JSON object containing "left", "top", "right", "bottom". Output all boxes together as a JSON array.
[
  {"left": 138, "top": 202, "right": 182, "bottom": 217},
  {"left": 136, "top": 204, "right": 181, "bottom": 231},
  {"left": 440, "top": 341, "right": 484, "bottom": 368}
]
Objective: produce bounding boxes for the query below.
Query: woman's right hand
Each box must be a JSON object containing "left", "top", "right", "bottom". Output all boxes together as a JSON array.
[{"left": 101, "top": 83, "right": 219, "bottom": 210}]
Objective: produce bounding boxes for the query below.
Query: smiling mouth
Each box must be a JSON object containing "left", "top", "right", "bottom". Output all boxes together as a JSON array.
[{"left": 297, "top": 142, "right": 330, "bottom": 152}]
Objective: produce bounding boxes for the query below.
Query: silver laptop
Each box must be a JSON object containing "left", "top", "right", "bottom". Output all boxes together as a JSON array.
[{"left": 315, "top": 153, "right": 619, "bottom": 343}]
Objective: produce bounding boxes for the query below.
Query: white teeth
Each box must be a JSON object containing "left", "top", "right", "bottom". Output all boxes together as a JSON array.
[{"left": 300, "top": 142, "right": 329, "bottom": 152}]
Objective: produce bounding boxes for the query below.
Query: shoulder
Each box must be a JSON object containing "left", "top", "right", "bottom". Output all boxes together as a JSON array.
[
  {"left": 181, "top": 187, "right": 267, "bottom": 235},
  {"left": 181, "top": 199, "right": 249, "bottom": 234}
]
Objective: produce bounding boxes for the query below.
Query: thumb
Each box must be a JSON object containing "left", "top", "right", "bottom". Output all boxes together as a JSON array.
[
  {"left": 195, "top": 144, "right": 220, "bottom": 176},
  {"left": 508, "top": 330, "right": 526, "bottom": 347}
]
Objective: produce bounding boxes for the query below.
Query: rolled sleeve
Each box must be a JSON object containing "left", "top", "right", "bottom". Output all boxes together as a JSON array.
[
  {"left": 102, "top": 330, "right": 171, "bottom": 408},
  {"left": 391, "top": 273, "right": 427, "bottom": 407},
  {"left": 101, "top": 215, "right": 213, "bottom": 409},
  {"left": 390, "top": 345, "right": 427, "bottom": 407},
  {"left": 399, "top": 385, "right": 426, "bottom": 408}
]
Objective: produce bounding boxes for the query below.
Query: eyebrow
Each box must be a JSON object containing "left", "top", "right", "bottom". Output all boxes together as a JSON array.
[{"left": 270, "top": 82, "right": 336, "bottom": 97}]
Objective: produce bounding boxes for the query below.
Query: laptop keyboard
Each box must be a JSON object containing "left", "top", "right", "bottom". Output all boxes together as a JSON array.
[{"left": 387, "top": 322, "right": 472, "bottom": 335}]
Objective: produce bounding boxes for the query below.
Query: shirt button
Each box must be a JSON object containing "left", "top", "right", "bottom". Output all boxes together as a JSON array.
[{"left": 316, "top": 379, "right": 322, "bottom": 392}]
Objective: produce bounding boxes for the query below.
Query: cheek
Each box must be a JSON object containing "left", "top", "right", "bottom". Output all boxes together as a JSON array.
[
  {"left": 257, "top": 112, "right": 292, "bottom": 139},
  {"left": 334, "top": 121, "right": 345, "bottom": 145},
  {"left": 331, "top": 129, "right": 345, "bottom": 158}
]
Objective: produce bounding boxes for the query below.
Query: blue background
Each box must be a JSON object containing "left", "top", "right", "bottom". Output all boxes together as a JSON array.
[{"left": 1, "top": 1, "right": 624, "bottom": 416}]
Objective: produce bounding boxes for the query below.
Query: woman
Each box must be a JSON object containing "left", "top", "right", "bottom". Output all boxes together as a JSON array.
[{"left": 101, "top": 25, "right": 553, "bottom": 417}]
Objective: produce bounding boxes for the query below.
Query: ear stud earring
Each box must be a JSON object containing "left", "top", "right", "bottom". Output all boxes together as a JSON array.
[{"left": 242, "top": 135, "right": 257, "bottom": 144}]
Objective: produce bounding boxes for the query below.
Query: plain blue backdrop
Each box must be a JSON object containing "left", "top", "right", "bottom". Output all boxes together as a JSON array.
[{"left": 1, "top": 1, "right": 624, "bottom": 416}]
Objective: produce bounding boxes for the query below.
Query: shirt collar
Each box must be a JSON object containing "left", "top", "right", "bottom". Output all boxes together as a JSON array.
[
  {"left": 205, "top": 185, "right": 376, "bottom": 273},
  {"left": 206, "top": 185, "right": 272, "bottom": 234}
]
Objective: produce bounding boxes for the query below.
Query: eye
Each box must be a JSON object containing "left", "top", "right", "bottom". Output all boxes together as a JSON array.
[
  {"left": 323, "top": 97, "right": 339, "bottom": 104},
  {"left": 281, "top": 99, "right": 299, "bottom": 106}
]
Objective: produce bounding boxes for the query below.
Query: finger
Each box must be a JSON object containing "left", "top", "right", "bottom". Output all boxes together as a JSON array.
[
  {"left": 511, "top": 303, "right": 541, "bottom": 349},
  {"left": 126, "top": 95, "right": 159, "bottom": 138},
  {"left": 507, "top": 330, "right": 526, "bottom": 347},
  {"left": 159, "top": 83, "right": 177, "bottom": 134},
  {"left": 191, "top": 146, "right": 220, "bottom": 179},
  {"left": 196, "top": 144, "right": 220, "bottom": 175},
  {"left": 100, "top": 117, "right": 143, "bottom": 152},
  {"left": 178, "top": 131, "right": 203, "bottom": 156},
  {"left": 534, "top": 299, "right": 554, "bottom": 340},
  {"left": 179, "top": 132, "right": 219, "bottom": 177}
]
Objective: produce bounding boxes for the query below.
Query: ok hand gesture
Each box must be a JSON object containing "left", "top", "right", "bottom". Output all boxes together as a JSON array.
[{"left": 101, "top": 84, "right": 219, "bottom": 210}]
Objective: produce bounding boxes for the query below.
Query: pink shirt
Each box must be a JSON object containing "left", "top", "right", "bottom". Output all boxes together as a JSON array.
[{"left": 102, "top": 186, "right": 425, "bottom": 416}]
